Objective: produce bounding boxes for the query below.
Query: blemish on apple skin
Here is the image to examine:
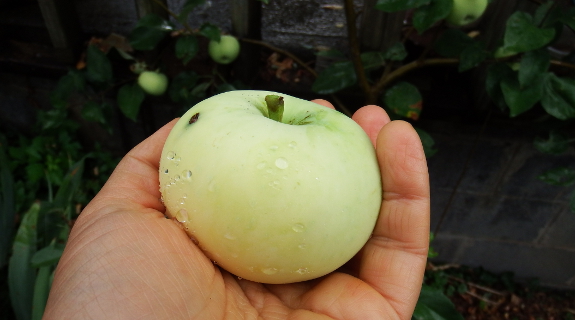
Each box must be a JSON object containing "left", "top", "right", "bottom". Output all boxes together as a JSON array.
[{"left": 189, "top": 112, "right": 200, "bottom": 124}]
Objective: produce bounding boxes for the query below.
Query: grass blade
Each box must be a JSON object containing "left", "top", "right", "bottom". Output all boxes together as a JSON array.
[{"left": 8, "top": 202, "right": 40, "bottom": 320}]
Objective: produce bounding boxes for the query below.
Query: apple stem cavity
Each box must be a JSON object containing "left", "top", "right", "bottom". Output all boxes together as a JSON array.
[{"left": 265, "top": 95, "right": 284, "bottom": 123}]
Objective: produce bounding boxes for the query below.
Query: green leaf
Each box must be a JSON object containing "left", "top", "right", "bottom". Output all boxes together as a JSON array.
[
  {"left": 383, "top": 42, "right": 407, "bottom": 61},
  {"left": 434, "top": 29, "right": 475, "bottom": 58},
  {"left": 361, "top": 52, "right": 386, "bottom": 71},
  {"left": 169, "top": 71, "right": 200, "bottom": 104},
  {"left": 500, "top": 72, "right": 545, "bottom": 117},
  {"left": 9, "top": 202, "right": 40, "bottom": 320},
  {"left": 190, "top": 81, "right": 211, "bottom": 98},
  {"left": 26, "top": 163, "right": 45, "bottom": 183},
  {"left": 31, "top": 244, "right": 64, "bottom": 268},
  {"left": 50, "top": 70, "right": 86, "bottom": 107},
  {"left": 32, "top": 266, "right": 52, "bottom": 320},
  {"left": 128, "top": 14, "right": 173, "bottom": 51},
  {"left": 316, "top": 49, "right": 346, "bottom": 58},
  {"left": 117, "top": 83, "right": 145, "bottom": 122},
  {"left": 0, "top": 141, "right": 15, "bottom": 267},
  {"left": 416, "top": 128, "right": 438, "bottom": 158},
  {"left": 533, "top": 1, "right": 555, "bottom": 26},
  {"left": 312, "top": 61, "right": 356, "bottom": 94},
  {"left": 541, "top": 74, "right": 575, "bottom": 120},
  {"left": 559, "top": 7, "right": 575, "bottom": 30},
  {"left": 412, "top": 0, "right": 452, "bottom": 33},
  {"left": 538, "top": 167, "right": 575, "bottom": 187},
  {"left": 497, "top": 11, "right": 556, "bottom": 56},
  {"left": 518, "top": 49, "right": 550, "bottom": 88},
  {"left": 486, "top": 63, "right": 515, "bottom": 110},
  {"left": 52, "top": 158, "right": 85, "bottom": 212},
  {"left": 81, "top": 100, "right": 106, "bottom": 124},
  {"left": 175, "top": 35, "right": 199, "bottom": 65},
  {"left": 199, "top": 23, "right": 221, "bottom": 42},
  {"left": 86, "top": 45, "right": 113, "bottom": 84},
  {"left": 459, "top": 43, "right": 488, "bottom": 72},
  {"left": 177, "top": 0, "right": 206, "bottom": 23},
  {"left": 413, "top": 285, "right": 464, "bottom": 320},
  {"left": 375, "top": 0, "right": 430, "bottom": 12},
  {"left": 534, "top": 130, "right": 570, "bottom": 155},
  {"left": 384, "top": 82, "right": 423, "bottom": 120}
]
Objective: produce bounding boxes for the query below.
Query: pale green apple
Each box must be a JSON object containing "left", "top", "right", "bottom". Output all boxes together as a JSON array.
[
  {"left": 137, "top": 71, "right": 168, "bottom": 96},
  {"left": 208, "top": 35, "right": 240, "bottom": 64},
  {"left": 446, "top": 0, "right": 488, "bottom": 26},
  {"left": 159, "top": 90, "right": 382, "bottom": 284}
]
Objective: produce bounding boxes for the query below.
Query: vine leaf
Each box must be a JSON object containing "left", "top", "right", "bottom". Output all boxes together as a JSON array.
[
  {"left": 413, "top": 285, "right": 464, "bottom": 320},
  {"left": 541, "top": 74, "right": 575, "bottom": 120},
  {"left": 176, "top": 35, "right": 199, "bottom": 65},
  {"left": 538, "top": 167, "right": 575, "bottom": 187},
  {"left": 117, "top": 83, "right": 145, "bottom": 121},
  {"left": 518, "top": 49, "right": 550, "bottom": 88},
  {"left": 177, "top": 0, "right": 206, "bottom": 23},
  {"left": 534, "top": 130, "right": 570, "bottom": 155},
  {"left": 128, "top": 14, "right": 173, "bottom": 51},
  {"left": 199, "top": 23, "right": 221, "bottom": 42},
  {"left": 383, "top": 82, "right": 423, "bottom": 120},
  {"left": 495, "top": 12, "right": 555, "bottom": 57},
  {"left": 412, "top": 0, "right": 452, "bottom": 34},
  {"left": 501, "top": 74, "right": 545, "bottom": 117},
  {"left": 86, "top": 45, "right": 113, "bottom": 85},
  {"left": 312, "top": 61, "right": 356, "bottom": 94}
]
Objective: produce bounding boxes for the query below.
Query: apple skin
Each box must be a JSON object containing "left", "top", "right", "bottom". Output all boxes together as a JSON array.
[
  {"left": 446, "top": 0, "right": 488, "bottom": 26},
  {"left": 138, "top": 71, "right": 168, "bottom": 96},
  {"left": 208, "top": 35, "right": 240, "bottom": 64},
  {"left": 159, "top": 90, "right": 382, "bottom": 284}
]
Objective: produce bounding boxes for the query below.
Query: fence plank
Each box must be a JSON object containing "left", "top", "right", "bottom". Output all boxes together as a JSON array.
[
  {"left": 359, "top": 0, "right": 404, "bottom": 52},
  {"left": 135, "top": 0, "right": 169, "bottom": 19},
  {"left": 37, "top": 0, "right": 81, "bottom": 50}
]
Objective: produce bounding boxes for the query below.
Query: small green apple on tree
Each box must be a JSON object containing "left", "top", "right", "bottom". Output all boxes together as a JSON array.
[
  {"left": 137, "top": 70, "right": 168, "bottom": 96},
  {"left": 159, "top": 90, "right": 382, "bottom": 284},
  {"left": 208, "top": 35, "right": 240, "bottom": 64},
  {"left": 446, "top": 0, "right": 489, "bottom": 26}
]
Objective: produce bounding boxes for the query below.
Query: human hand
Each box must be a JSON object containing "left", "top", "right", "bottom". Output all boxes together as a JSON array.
[{"left": 43, "top": 100, "right": 430, "bottom": 320}]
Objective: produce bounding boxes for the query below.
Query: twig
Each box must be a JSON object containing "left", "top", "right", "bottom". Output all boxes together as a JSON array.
[
  {"left": 151, "top": 0, "right": 194, "bottom": 33},
  {"left": 343, "top": 0, "right": 373, "bottom": 103},
  {"left": 448, "top": 275, "right": 507, "bottom": 296},
  {"left": 465, "top": 290, "right": 499, "bottom": 305}
]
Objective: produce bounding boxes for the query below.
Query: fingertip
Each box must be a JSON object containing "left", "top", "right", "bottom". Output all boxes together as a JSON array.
[
  {"left": 352, "top": 105, "right": 391, "bottom": 147},
  {"left": 311, "top": 99, "right": 335, "bottom": 110}
]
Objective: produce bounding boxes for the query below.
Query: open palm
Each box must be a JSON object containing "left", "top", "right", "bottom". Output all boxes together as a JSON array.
[{"left": 44, "top": 101, "right": 430, "bottom": 320}]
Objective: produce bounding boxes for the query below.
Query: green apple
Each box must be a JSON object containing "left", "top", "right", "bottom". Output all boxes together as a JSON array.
[
  {"left": 208, "top": 35, "right": 240, "bottom": 64},
  {"left": 446, "top": 0, "right": 488, "bottom": 26},
  {"left": 159, "top": 90, "right": 382, "bottom": 284},
  {"left": 138, "top": 71, "right": 168, "bottom": 96}
]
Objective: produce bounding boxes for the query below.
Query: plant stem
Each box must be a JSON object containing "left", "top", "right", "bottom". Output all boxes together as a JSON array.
[
  {"left": 374, "top": 58, "right": 460, "bottom": 94},
  {"left": 265, "top": 95, "right": 284, "bottom": 122},
  {"left": 151, "top": 0, "right": 195, "bottom": 33},
  {"left": 343, "top": 0, "right": 373, "bottom": 104},
  {"left": 241, "top": 38, "right": 317, "bottom": 77}
]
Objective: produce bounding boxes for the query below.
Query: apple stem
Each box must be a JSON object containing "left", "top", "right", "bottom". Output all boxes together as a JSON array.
[{"left": 265, "top": 95, "right": 284, "bottom": 123}]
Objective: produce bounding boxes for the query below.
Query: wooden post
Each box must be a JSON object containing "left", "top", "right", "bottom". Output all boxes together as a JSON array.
[
  {"left": 359, "top": 0, "right": 404, "bottom": 52},
  {"left": 229, "top": 0, "right": 262, "bottom": 84},
  {"left": 37, "top": 0, "right": 81, "bottom": 50}
]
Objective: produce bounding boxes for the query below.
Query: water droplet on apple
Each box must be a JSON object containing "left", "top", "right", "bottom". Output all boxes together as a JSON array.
[
  {"left": 275, "top": 158, "right": 288, "bottom": 169},
  {"left": 288, "top": 141, "right": 297, "bottom": 148},
  {"left": 237, "top": 276, "right": 242, "bottom": 280},
  {"left": 175, "top": 209, "right": 188, "bottom": 223},
  {"left": 182, "top": 193, "right": 187, "bottom": 198},
  {"left": 179, "top": 198, "right": 185, "bottom": 205},
  {"left": 174, "top": 175, "right": 181, "bottom": 181},
  {"left": 268, "top": 180, "right": 280, "bottom": 187},
  {"left": 224, "top": 233, "right": 236, "bottom": 240},
  {"left": 292, "top": 223, "right": 305, "bottom": 233},
  {"left": 183, "top": 170, "right": 192, "bottom": 179},
  {"left": 256, "top": 162, "right": 266, "bottom": 170},
  {"left": 298, "top": 243, "right": 307, "bottom": 249},
  {"left": 208, "top": 180, "right": 216, "bottom": 192},
  {"left": 261, "top": 267, "right": 278, "bottom": 275},
  {"left": 231, "top": 253, "right": 239, "bottom": 258},
  {"left": 174, "top": 157, "right": 181, "bottom": 166},
  {"left": 269, "top": 145, "right": 278, "bottom": 151},
  {"left": 164, "top": 169, "right": 169, "bottom": 174},
  {"left": 167, "top": 151, "right": 175, "bottom": 160},
  {"left": 295, "top": 268, "right": 308, "bottom": 275}
]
